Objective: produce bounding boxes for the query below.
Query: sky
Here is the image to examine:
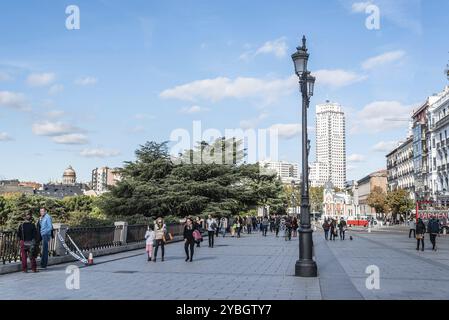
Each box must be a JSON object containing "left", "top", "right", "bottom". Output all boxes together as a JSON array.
[{"left": 0, "top": 0, "right": 448, "bottom": 183}]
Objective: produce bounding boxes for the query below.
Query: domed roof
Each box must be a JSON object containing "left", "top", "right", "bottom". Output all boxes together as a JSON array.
[{"left": 63, "top": 165, "right": 76, "bottom": 177}]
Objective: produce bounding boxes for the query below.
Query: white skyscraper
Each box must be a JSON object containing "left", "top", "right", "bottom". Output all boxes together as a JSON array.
[{"left": 312, "top": 101, "right": 346, "bottom": 189}]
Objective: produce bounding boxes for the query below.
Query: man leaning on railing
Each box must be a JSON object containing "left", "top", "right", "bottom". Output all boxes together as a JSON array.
[{"left": 37, "top": 207, "right": 53, "bottom": 269}]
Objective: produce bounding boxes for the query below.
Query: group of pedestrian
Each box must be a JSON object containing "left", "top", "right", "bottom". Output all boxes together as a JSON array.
[
  {"left": 409, "top": 217, "right": 441, "bottom": 251},
  {"left": 322, "top": 218, "right": 347, "bottom": 241},
  {"left": 16, "top": 208, "right": 53, "bottom": 273},
  {"left": 144, "top": 214, "right": 219, "bottom": 263}
]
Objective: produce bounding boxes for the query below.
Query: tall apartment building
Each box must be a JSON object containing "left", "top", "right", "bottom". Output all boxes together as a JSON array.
[
  {"left": 386, "top": 137, "right": 415, "bottom": 200},
  {"left": 91, "top": 167, "right": 121, "bottom": 194},
  {"left": 428, "top": 86, "right": 449, "bottom": 205},
  {"left": 312, "top": 101, "right": 346, "bottom": 189},
  {"left": 412, "top": 100, "right": 430, "bottom": 200},
  {"left": 259, "top": 161, "right": 299, "bottom": 184}
]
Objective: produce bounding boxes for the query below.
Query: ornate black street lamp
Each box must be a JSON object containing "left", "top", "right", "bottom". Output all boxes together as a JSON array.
[{"left": 291, "top": 36, "right": 317, "bottom": 277}]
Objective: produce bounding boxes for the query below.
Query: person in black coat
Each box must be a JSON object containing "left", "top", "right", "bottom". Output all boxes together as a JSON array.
[
  {"left": 184, "top": 218, "right": 196, "bottom": 262},
  {"left": 17, "top": 212, "right": 38, "bottom": 273},
  {"left": 416, "top": 218, "right": 426, "bottom": 251}
]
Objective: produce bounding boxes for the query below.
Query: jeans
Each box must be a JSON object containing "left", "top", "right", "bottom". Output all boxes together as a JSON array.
[
  {"left": 263, "top": 226, "right": 268, "bottom": 236},
  {"left": 275, "top": 226, "right": 279, "bottom": 237},
  {"left": 40, "top": 234, "right": 51, "bottom": 268},
  {"left": 237, "top": 227, "right": 241, "bottom": 238},
  {"left": 324, "top": 230, "right": 329, "bottom": 240},
  {"left": 184, "top": 240, "right": 195, "bottom": 260},
  {"left": 208, "top": 231, "right": 215, "bottom": 247},
  {"left": 247, "top": 224, "right": 252, "bottom": 234},
  {"left": 154, "top": 239, "right": 165, "bottom": 260},
  {"left": 409, "top": 229, "right": 416, "bottom": 238},
  {"left": 221, "top": 228, "right": 226, "bottom": 237},
  {"left": 339, "top": 230, "right": 345, "bottom": 240},
  {"left": 417, "top": 237, "right": 424, "bottom": 250},
  {"left": 20, "top": 240, "right": 37, "bottom": 272}
]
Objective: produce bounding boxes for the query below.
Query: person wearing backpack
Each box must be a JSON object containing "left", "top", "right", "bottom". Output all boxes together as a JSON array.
[
  {"left": 17, "top": 212, "right": 38, "bottom": 273},
  {"left": 38, "top": 207, "right": 53, "bottom": 269},
  {"left": 322, "top": 219, "right": 330, "bottom": 240},
  {"left": 206, "top": 214, "right": 217, "bottom": 248}
]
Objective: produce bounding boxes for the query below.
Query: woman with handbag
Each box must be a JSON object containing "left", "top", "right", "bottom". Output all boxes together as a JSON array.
[
  {"left": 153, "top": 217, "right": 166, "bottom": 262},
  {"left": 416, "top": 218, "right": 426, "bottom": 251},
  {"left": 184, "top": 218, "right": 196, "bottom": 262},
  {"left": 17, "top": 212, "right": 38, "bottom": 273}
]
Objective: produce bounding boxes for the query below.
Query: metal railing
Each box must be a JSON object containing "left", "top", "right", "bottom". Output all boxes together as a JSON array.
[
  {"left": 66, "top": 226, "right": 119, "bottom": 252},
  {"left": 1, "top": 222, "right": 185, "bottom": 265},
  {"left": 1, "top": 230, "right": 57, "bottom": 265}
]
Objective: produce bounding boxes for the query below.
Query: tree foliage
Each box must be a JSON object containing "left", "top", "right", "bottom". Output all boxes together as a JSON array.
[
  {"left": 367, "top": 186, "right": 388, "bottom": 214},
  {"left": 99, "top": 140, "right": 284, "bottom": 219}
]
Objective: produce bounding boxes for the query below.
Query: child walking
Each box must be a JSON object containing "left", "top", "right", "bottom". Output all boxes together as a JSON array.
[{"left": 145, "top": 225, "right": 155, "bottom": 261}]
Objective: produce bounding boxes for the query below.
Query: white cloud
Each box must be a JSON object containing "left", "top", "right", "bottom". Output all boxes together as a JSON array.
[
  {"left": 49, "top": 84, "right": 64, "bottom": 95},
  {"left": 0, "top": 91, "right": 29, "bottom": 110},
  {"left": 160, "top": 76, "right": 296, "bottom": 104},
  {"left": 0, "top": 132, "right": 13, "bottom": 141},
  {"left": 351, "top": 1, "right": 372, "bottom": 13},
  {"left": 32, "top": 121, "right": 82, "bottom": 136},
  {"left": 314, "top": 69, "right": 367, "bottom": 88},
  {"left": 180, "top": 105, "right": 209, "bottom": 114},
  {"left": 80, "top": 148, "right": 121, "bottom": 158},
  {"left": 26, "top": 73, "right": 55, "bottom": 87},
  {"left": 268, "top": 123, "right": 301, "bottom": 140},
  {"left": 75, "top": 77, "right": 98, "bottom": 86},
  {"left": 362, "top": 50, "right": 406, "bottom": 70},
  {"left": 351, "top": 100, "right": 414, "bottom": 133},
  {"left": 372, "top": 140, "right": 399, "bottom": 152},
  {"left": 52, "top": 134, "right": 88, "bottom": 145},
  {"left": 255, "top": 37, "right": 288, "bottom": 58},
  {"left": 348, "top": 154, "right": 366, "bottom": 162}
]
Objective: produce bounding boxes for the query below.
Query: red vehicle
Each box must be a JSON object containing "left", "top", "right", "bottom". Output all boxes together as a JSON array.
[{"left": 347, "top": 219, "right": 369, "bottom": 227}]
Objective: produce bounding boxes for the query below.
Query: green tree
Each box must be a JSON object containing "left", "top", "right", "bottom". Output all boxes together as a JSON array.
[
  {"left": 386, "top": 189, "right": 414, "bottom": 221},
  {"left": 367, "top": 186, "right": 388, "bottom": 215},
  {"left": 310, "top": 186, "right": 324, "bottom": 213}
]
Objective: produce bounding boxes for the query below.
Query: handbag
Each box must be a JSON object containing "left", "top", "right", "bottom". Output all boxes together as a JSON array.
[
  {"left": 193, "top": 229, "right": 201, "bottom": 241},
  {"left": 416, "top": 234, "right": 423, "bottom": 240}
]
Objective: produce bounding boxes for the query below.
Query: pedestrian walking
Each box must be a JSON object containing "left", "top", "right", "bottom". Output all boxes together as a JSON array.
[
  {"left": 184, "top": 218, "right": 196, "bottom": 262},
  {"left": 153, "top": 217, "right": 166, "bottom": 262},
  {"left": 330, "top": 219, "right": 337, "bottom": 241},
  {"left": 144, "top": 225, "right": 155, "bottom": 261},
  {"left": 246, "top": 216, "right": 252, "bottom": 234},
  {"left": 274, "top": 216, "right": 280, "bottom": 237},
  {"left": 408, "top": 218, "right": 416, "bottom": 238},
  {"left": 262, "top": 216, "right": 269, "bottom": 237},
  {"left": 17, "top": 212, "right": 38, "bottom": 273},
  {"left": 322, "top": 219, "right": 330, "bottom": 240},
  {"left": 195, "top": 217, "right": 203, "bottom": 247},
  {"left": 428, "top": 218, "right": 440, "bottom": 251},
  {"left": 292, "top": 217, "right": 298, "bottom": 237},
  {"left": 236, "top": 216, "right": 243, "bottom": 238},
  {"left": 37, "top": 207, "right": 53, "bottom": 269},
  {"left": 338, "top": 218, "right": 347, "bottom": 240},
  {"left": 416, "top": 218, "right": 426, "bottom": 251},
  {"left": 206, "top": 214, "right": 217, "bottom": 248},
  {"left": 220, "top": 217, "right": 228, "bottom": 238}
]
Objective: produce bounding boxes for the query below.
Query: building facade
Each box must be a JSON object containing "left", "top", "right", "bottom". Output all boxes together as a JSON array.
[
  {"left": 412, "top": 101, "right": 430, "bottom": 200},
  {"left": 357, "top": 170, "right": 388, "bottom": 218},
  {"left": 427, "top": 86, "right": 449, "bottom": 205},
  {"left": 323, "top": 182, "right": 357, "bottom": 219},
  {"left": 35, "top": 166, "right": 88, "bottom": 199},
  {"left": 259, "top": 161, "right": 299, "bottom": 184},
  {"left": 91, "top": 167, "right": 121, "bottom": 194},
  {"left": 313, "top": 101, "right": 346, "bottom": 189},
  {"left": 386, "top": 137, "right": 415, "bottom": 199}
]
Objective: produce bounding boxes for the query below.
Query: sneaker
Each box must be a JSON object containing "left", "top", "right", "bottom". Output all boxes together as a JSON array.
[
  {"left": 189, "top": 259, "right": 193, "bottom": 262},
  {"left": 185, "top": 257, "right": 189, "bottom": 262},
  {"left": 161, "top": 257, "right": 164, "bottom": 262}
]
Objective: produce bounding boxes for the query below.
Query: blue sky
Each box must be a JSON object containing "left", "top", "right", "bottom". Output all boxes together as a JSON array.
[{"left": 0, "top": 0, "right": 448, "bottom": 183}]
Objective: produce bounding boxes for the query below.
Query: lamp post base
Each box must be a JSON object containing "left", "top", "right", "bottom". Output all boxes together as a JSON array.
[{"left": 295, "top": 259, "right": 317, "bottom": 277}]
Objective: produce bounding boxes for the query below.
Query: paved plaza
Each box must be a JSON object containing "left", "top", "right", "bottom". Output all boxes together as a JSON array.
[{"left": 1, "top": 227, "right": 449, "bottom": 300}]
